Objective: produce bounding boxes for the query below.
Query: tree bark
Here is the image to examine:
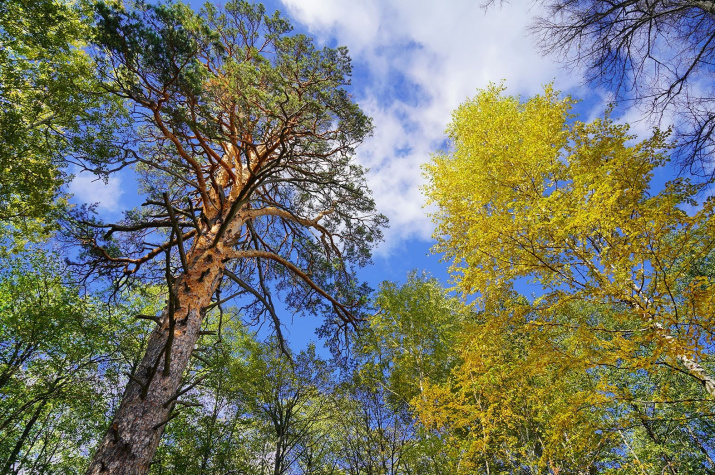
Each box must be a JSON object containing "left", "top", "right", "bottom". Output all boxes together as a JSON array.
[
  {"left": 630, "top": 285, "right": 715, "bottom": 398},
  {"left": 86, "top": 233, "right": 230, "bottom": 475}
]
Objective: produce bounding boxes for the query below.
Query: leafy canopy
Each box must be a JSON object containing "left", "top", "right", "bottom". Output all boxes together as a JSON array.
[
  {"left": 0, "top": 0, "right": 126, "bottom": 237},
  {"left": 424, "top": 84, "right": 715, "bottom": 367}
]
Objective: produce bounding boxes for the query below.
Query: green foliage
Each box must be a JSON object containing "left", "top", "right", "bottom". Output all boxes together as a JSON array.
[
  {"left": 150, "top": 317, "right": 257, "bottom": 474},
  {"left": 0, "top": 0, "right": 126, "bottom": 238},
  {"left": 0, "top": 246, "right": 158, "bottom": 473},
  {"left": 342, "top": 274, "right": 473, "bottom": 473},
  {"left": 150, "top": 295, "right": 460, "bottom": 474},
  {"left": 359, "top": 272, "right": 468, "bottom": 407}
]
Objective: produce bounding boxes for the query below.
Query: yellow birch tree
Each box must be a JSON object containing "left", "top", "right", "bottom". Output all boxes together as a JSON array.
[
  {"left": 421, "top": 84, "right": 715, "bottom": 472},
  {"left": 424, "top": 83, "right": 715, "bottom": 396}
]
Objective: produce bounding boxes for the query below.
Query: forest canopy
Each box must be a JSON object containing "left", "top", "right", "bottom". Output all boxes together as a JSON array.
[{"left": 2, "top": 0, "right": 715, "bottom": 473}]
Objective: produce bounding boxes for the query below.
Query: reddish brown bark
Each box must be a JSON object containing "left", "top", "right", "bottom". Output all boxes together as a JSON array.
[
  {"left": 86, "top": 235, "right": 229, "bottom": 475},
  {"left": 83, "top": 4, "right": 380, "bottom": 471}
]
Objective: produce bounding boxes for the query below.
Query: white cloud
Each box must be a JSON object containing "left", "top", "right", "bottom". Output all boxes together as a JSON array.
[
  {"left": 280, "top": 0, "right": 381, "bottom": 48},
  {"left": 68, "top": 170, "right": 125, "bottom": 215},
  {"left": 281, "top": 0, "right": 587, "bottom": 254}
]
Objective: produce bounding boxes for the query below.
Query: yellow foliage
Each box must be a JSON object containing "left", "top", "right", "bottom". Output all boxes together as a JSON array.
[
  {"left": 412, "top": 294, "right": 617, "bottom": 473},
  {"left": 424, "top": 83, "right": 715, "bottom": 373},
  {"left": 420, "top": 84, "right": 715, "bottom": 472}
]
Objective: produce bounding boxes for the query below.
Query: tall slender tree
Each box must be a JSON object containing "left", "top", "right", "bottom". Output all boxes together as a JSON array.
[{"left": 73, "top": 2, "right": 385, "bottom": 473}]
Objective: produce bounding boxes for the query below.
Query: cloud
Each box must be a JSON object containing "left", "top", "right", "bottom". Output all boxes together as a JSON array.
[
  {"left": 280, "top": 0, "right": 586, "bottom": 253},
  {"left": 68, "top": 170, "right": 125, "bottom": 215}
]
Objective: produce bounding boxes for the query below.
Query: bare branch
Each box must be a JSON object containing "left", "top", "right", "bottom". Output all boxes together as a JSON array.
[
  {"left": 226, "top": 249, "right": 357, "bottom": 326},
  {"left": 163, "top": 192, "right": 189, "bottom": 274}
]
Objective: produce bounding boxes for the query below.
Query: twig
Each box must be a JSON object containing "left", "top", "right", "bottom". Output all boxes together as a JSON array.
[
  {"left": 163, "top": 375, "right": 208, "bottom": 408},
  {"left": 153, "top": 412, "right": 181, "bottom": 431},
  {"left": 186, "top": 196, "right": 202, "bottom": 235},
  {"left": 125, "top": 372, "right": 147, "bottom": 393},
  {"left": 163, "top": 241, "right": 176, "bottom": 377},
  {"left": 135, "top": 314, "right": 161, "bottom": 325},
  {"left": 174, "top": 401, "right": 202, "bottom": 408},
  {"left": 223, "top": 267, "right": 290, "bottom": 358},
  {"left": 204, "top": 291, "right": 242, "bottom": 311},
  {"left": 191, "top": 353, "right": 211, "bottom": 366},
  {"left": 142, "top": 345, "right": 166, "bottom": 400}
]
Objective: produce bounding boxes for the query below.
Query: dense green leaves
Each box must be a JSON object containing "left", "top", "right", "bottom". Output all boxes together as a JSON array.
[
  {"left": 0, "top": 247, "right": 160, "bottom": 473},
  {"left": 0, "top": 0, "right": 126, "bottom": 238},
  {"left": 359, "top": 272, "right": 467, "bottom": 406}
]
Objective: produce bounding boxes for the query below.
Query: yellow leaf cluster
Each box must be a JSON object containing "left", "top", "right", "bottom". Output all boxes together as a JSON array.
[
  {"left": 413, "top": 294, "right": 615, "bottom": 473},
  {"left": 424, "top": 83, "right": 715, "bottom": 370},
  {"left": 420, "top": 84, "right": 715, "bottom": 471}
]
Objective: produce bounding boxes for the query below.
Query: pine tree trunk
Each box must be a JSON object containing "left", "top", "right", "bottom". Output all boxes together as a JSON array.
[{"left": 86, "top": 235, "right": 229, "bottom": 475}]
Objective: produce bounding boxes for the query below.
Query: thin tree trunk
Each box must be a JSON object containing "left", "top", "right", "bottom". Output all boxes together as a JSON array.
[
  {"left": 86, "top": 235, "right": 229, "bottom": 475},
  {"left": 633, "top": 286, "right": 715, "bottom": 398},
  {"left": 687, "top": 426, "right": 715, "bottom": 471},
  {"left": 1, "top": 399, "right": 47, "bottom": 474},
  {"left": 664, "top": 331, "right": 715, "bottom": 397},
  {"left": 199, "top": 382, "right": 222, "bottom": 474}
]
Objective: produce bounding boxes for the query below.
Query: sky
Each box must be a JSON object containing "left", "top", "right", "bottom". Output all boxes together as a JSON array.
[{"left": 67, "top": 0, "right": 657, "bottom": 349}]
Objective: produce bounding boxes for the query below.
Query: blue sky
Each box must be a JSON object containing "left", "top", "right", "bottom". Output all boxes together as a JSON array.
[{"left": 67, "top": 0, "right": 671, "bottom": 350}]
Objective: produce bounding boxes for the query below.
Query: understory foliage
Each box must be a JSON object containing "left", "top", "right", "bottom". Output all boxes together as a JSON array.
[
  {"left": 0, "top": 245, "right": 161, "bottom": 473},
  {"left": 3, "top": 254, "right": 714, "bottom": 473}
]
